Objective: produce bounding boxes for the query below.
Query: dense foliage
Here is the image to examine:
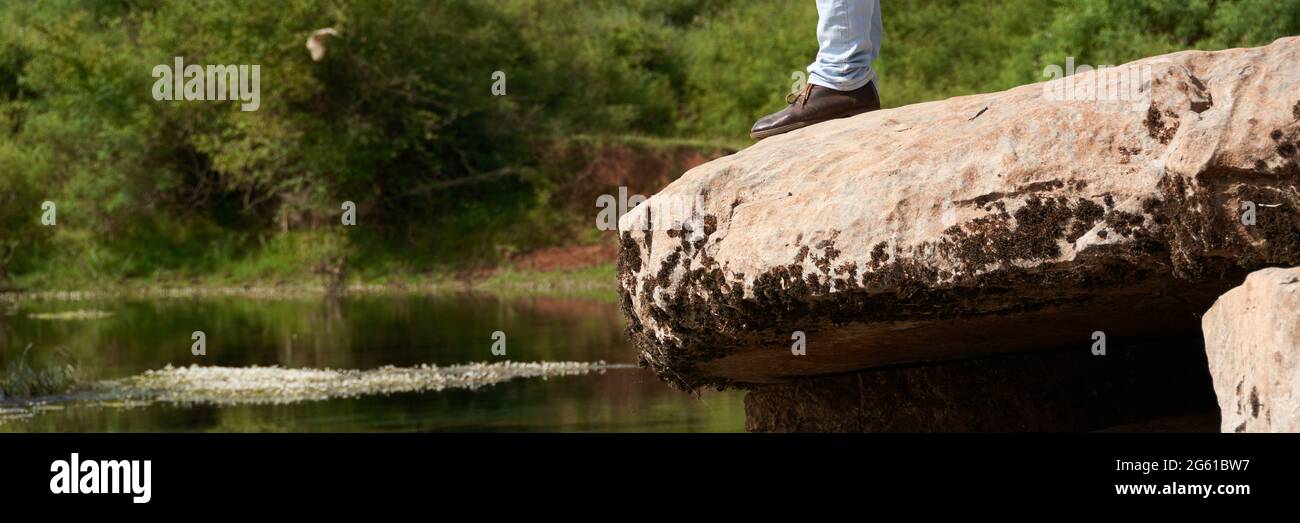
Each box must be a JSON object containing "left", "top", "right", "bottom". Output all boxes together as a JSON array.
[{"left": 1, "top": 0, "right": 1297, "bottom": 286}]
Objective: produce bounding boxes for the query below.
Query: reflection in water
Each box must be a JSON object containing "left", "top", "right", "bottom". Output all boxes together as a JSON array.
[{"left": 0, "top": 292, "right": 744, "bottom": 432}]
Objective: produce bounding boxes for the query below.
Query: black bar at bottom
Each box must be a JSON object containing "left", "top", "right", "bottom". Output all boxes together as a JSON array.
[{"left": 2, "top": 433, "right": 1291, "bottom": 510}]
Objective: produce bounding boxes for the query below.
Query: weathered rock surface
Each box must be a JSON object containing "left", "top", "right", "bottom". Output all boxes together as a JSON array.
[
  {"left": 1203, "top": 266, "right": 1300, "bottom": 432},
  {"left": 619, "top": 37, "right": 1300, "bottom": 390},
  {"left": 745, "top": 337, "right": 1218, "bottom": 432}
]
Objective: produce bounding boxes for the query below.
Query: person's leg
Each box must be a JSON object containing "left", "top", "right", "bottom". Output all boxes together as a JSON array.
[
  {"left": 750, "top": 0, "right": 883, "bottom": 140},
  {"left": 807, "top": 0, "right": 882, "bottom": 91}
]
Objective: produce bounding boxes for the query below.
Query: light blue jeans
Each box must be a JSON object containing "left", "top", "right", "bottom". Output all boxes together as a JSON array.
[{"left": 807, "top": 0, "right": 882, "bottom": 91}]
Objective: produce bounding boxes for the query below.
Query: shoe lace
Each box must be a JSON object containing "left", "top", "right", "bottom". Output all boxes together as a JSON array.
[{"left": 785, "top": 83, "right": 813, "bottom": 108}]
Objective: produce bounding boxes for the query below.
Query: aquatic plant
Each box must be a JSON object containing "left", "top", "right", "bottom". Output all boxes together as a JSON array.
[
  {"left": 0, "top": 344, "right": 91, "bottom": 399},
  {"left": 93, "top": 361, "right": 629, "bottom": 406}
]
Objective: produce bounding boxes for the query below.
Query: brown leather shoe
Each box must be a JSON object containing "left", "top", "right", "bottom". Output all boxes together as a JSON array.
[{"left": 750, "top": 81, "right": 881, "bottom": 140}]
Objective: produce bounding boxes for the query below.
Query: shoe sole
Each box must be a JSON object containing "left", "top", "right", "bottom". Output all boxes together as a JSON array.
[{"left": 749, "top": 106, "right": 879, "bottom": 140}]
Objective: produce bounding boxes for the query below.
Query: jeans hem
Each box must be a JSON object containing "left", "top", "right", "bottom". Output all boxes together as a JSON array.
[{"left": 807, "top": 70, "right": 875, "bottom": 92}]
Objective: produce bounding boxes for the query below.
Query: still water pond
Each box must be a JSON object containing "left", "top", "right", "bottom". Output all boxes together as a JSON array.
[{"left": 0, "top": 292, "right": 744, "bottom": 432}]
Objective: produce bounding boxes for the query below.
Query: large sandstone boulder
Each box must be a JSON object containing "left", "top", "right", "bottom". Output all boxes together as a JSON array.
[
  {"left": 619, "top": 37, "right": 1300, "bottom": 391},
  {"left": 1203, "top": 266, "right": 1300, "bottom": 433}
]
